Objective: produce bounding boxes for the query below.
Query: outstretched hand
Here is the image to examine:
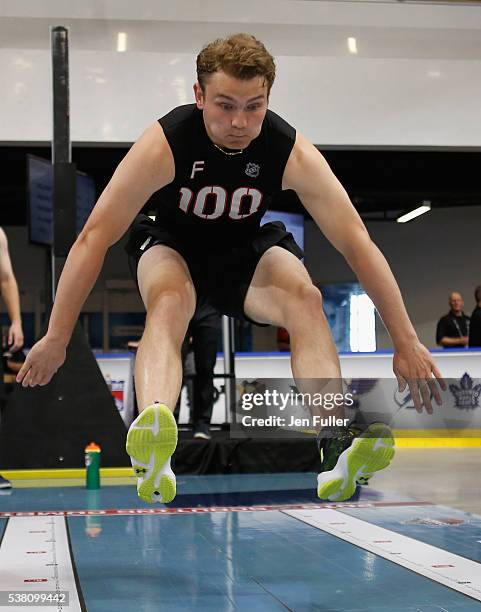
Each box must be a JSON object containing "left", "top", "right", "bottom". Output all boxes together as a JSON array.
[
  {"left": 393, "top": 341, "right": 446, "bottom": 414},
  {"left": 16, "top": 336, "right": 66, "bottom": 388}
]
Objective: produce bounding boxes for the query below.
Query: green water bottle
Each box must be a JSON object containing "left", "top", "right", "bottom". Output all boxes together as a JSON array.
[{"left": 85, "top": 442, "right": 101, "bottom": 490}]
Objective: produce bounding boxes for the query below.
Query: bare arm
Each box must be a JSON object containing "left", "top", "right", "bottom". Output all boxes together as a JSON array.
[
  {"left": 283, "top": 134, "right": 417, "bottom": 350},
  {"left": 439, "top": 336, "right": 468, "bottom": 347},
  {"left": 0, "top": 228, "right": 24, "bottom": 350},
  {"left": 47, "top": 122, "right": 174, "bottom": 344},
  {"left": 18, "top": 122, "right": 174, "bottom": 386},
  {"left": 283, "top": 133, "right": 445, "bottom": 411}
]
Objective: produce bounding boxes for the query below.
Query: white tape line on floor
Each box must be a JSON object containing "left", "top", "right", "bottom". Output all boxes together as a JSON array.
[
  {"left": 283, "top": 508, "right": 481, "bottom": 602},
  {"left": 0, "top": 516, "right": 82, "bottom": 611}
]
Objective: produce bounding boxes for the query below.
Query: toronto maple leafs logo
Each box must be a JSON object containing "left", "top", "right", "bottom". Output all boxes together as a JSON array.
[
  {"left": 449, "top": 373, "right": 481, "bottom": 410},
  {"left": 245, "top": 162, "right": 260, "bottom": 178}
]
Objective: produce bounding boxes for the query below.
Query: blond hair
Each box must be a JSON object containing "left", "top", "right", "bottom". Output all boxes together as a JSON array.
[{"left": 196, "top": 33, "right": 276, "bottom": 94}]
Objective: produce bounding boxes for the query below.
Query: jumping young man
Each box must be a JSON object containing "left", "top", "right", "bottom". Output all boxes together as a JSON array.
[{"left": 17, "top": 34, "right": 444, "bottom": 503}]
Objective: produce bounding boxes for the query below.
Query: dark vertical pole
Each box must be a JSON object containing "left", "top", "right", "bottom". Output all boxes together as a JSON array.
[
  {"left": 222, "top": 316, "right": 236, "bottom": 423},
  {"left": 51, "top": 26, "right": 76, "bottom": 304},
  {"left": 51, "top": 26, "right": 70, "bottom": 165},
  {"left": 228, "top": 316, "right": 236, "bottom": 419}
]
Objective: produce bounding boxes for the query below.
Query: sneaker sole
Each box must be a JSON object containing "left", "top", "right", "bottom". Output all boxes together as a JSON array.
[
  {"left": 317, "top": 423, "right": 395, "bottom": 502},
  {"left": 126, "top": 404, "right": 178, "bottom": 504}
]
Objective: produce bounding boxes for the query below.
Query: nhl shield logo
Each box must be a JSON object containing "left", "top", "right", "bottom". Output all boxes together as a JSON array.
[{"left": 245, "top": 162, "right": 260, "bottom": 178}]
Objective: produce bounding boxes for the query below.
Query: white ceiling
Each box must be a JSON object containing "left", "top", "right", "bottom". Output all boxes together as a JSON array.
[
  {"left": 1, "top": 0, "right": 481, "bottom": 57},
  {"left": 2, "top": 0, "right": 481, "bottom": 145},
  {"left": 1, "top": 17, "right": 481, "bottom": 60}
]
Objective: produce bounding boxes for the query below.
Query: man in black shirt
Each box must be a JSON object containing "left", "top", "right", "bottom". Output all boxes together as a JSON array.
[
  {"left": 18, "top": 34, "right": 444, "bottom": 504},
  {"left": 469, "top": 285, "right": 481, "bottom": 348},
  {"left": 436, "top": 292, "right": 470, "bottom": 349}
]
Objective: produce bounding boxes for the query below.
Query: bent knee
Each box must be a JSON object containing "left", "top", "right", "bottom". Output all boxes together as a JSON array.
[
  {"left": 146, "top": 286, "right": 196, "bottom": 323},
  {"left": 286, "top": 282, "right": 323, "bottom": 319}
]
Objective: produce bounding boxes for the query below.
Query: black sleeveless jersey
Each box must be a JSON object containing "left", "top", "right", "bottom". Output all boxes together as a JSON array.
[{"left": 153, "top": 104, "right": 296, "bottom": 247}]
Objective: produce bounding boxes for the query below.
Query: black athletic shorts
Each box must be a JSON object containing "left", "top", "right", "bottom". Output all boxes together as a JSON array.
[{"left": 125, "top": 214, "right": 304, "bottom": 324}]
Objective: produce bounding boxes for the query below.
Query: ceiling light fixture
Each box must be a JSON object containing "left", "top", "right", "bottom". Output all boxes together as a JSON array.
[
  {"left": 397, "top": 201, "right": 431, "bottom": 223},
  {"left": 117, "top": 32, "right": 127, "bottom": 53}
]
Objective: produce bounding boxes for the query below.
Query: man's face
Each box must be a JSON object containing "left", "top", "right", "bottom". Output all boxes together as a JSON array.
[
  {"left": 194, "top": 71, "right": 268, "bottom": 150},
  {"left": 449, "top": 293, "right": 464, "bottom": 314}
]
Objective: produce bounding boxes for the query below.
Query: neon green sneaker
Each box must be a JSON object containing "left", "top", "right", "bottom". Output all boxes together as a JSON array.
[
  {"left": 317, "top": 422, "right": 395, "bottom": 502},
  {"left": 126, "top": 403, "right": 178, "bottom": 504},
  {"left": 317, "top": 423, "right": 374, "bottom": 486}
]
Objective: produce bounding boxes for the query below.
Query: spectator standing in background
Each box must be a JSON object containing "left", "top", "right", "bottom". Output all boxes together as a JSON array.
[
  {"left": 186, "top": 298, "right": 222, "bottom": 440},
  {"left": 0, "top": 227, "right": 24, "bottom": 489},
  {"left": 436, "top": 292, "right": 470, "bottom": 349},
  {"left": 468, "top": 285, "right": 481, "bottom": 348}
]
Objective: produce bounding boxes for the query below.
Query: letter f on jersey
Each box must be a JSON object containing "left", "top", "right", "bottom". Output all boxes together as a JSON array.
[{"left": 190, "top": 160, "right": 205, "bottom": 179}]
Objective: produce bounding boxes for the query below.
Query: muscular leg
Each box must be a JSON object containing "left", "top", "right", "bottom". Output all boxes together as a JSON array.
[
  {"left": 126, "top": 245, "right": 195, "bottom": 504},
  {"left": 244, "top": 246, "right": 341, "bottom": 380},
  {"left": 244, "top": 245, "right": 345, "bottom": 427},
  {"left": 135, "top": 245, "right": 196, "bottom": 412},
  {"left": 245, "top": 246, "right": 395, "bottom": 502}
]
